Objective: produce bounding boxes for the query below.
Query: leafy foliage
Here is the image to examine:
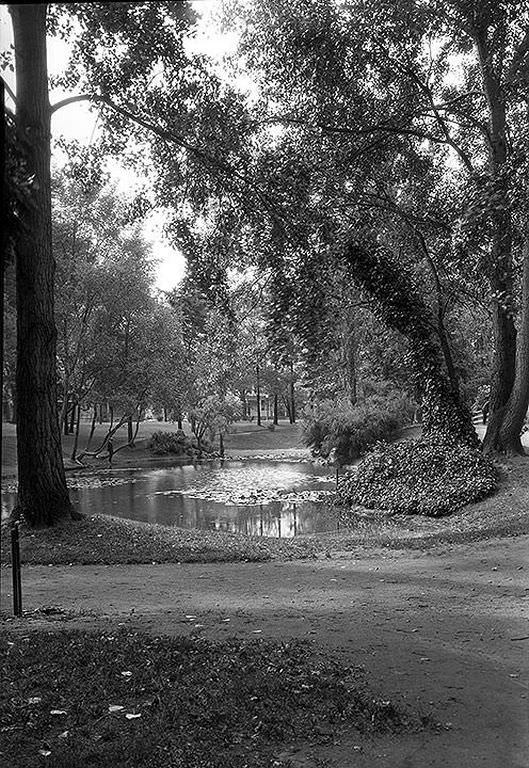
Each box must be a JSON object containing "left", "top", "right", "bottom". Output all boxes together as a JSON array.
[
  {"left": 339, "top": 438, "right": 498, "bottom": 517},
  {"left": 303, "top": 392, "right": 414, "bottom": 465},
  {"left": 346, "top": 242, "right": 478, "bottom": 445},
  {"left": 147, "top": 430, "right": 198, "bottom": 457}
]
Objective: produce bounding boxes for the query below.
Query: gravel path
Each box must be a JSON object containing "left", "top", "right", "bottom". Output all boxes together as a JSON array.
[{"left": 2, "top": 534, "right": 528, "bottom": 766}]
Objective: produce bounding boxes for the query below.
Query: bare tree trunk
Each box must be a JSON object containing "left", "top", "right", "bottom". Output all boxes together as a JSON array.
[
  {"left": 60, "top": 383, "right": 69, "bottom": 435},
  {"left": 131, "top": 408, "right": 141, "bottom": 445},
  {"left": 10, "top": 3, "right": 74, "bottom": 525},
  {"left": 70, "top": 401, "right": 81, "bottom": 461},
  {"left": 283, "top": 393, "right": 293, "bottom": 424},
  {"left": 256, "top": 363, "right": 261, "bottom": 426},
  {"left": 474, "top": 30, "right": 517, "bottom": 453},
  {"left": 289, "top": 360, "right": 296, "bottom": 423},
  {"left": 68, "top": 399, "right": 76, "bottom": 434},
  {"left": 482, "top": 207, "right": 517, "bottom": 453},
  {"left": 273, "top": 392, "right": 278, "bottom": 425},
  {"left": 84, "top": 404, "right": 97, "bottom": 451},
  {"left": 498, "top": 234, "right": 529, "bottom": 454}
]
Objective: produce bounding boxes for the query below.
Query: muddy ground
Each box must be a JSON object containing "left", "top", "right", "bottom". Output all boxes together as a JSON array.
[{"left": 2, "top": 534, "right": 528, "bottom": 767}]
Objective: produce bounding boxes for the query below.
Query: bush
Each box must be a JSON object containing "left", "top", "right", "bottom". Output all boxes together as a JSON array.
[
  {"left": 302, "top": 392, "right": 414, "bottom": 465},
  {"left": 148, "top": 430, "right": 194, "bottom": 456},
  {"left": 338, "top": 438, "right": 497, "bottom": 517}
]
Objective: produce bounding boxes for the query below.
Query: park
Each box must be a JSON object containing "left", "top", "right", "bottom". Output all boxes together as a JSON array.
[{"left": 2, "top": 2, "right": 529, "bottom": 767}]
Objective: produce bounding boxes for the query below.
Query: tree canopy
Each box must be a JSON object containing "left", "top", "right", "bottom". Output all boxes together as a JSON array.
[{"left": 4, "top": 0, "right": 529, "bottom": 525}]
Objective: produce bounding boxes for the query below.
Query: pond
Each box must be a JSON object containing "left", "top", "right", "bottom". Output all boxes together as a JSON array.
[{"left": 1, "top": 459, "right": 339, "bottom": 538}]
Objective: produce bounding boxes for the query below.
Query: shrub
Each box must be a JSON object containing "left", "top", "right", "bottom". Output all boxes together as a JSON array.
[
  {"left": 302, "top": 392, "right": 414, "bottom": 465},
  {"left": 338, "top": 438, "right": 497, "bottom": 517},
  {"left": 148, "top": 430, "right": 194, "bottom": 456}
]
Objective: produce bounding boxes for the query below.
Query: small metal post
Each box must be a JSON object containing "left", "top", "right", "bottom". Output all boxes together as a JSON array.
[{"left": 11, "top": 522, "right": 22, "bottom": 617}]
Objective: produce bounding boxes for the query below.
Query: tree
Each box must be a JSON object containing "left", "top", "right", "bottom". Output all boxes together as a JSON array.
[
  {"left": 219, "top": 0, "right": 529, "bottom": 451},
  {"left": 8, "top": 4, "right": 75, "bottom": 525}
]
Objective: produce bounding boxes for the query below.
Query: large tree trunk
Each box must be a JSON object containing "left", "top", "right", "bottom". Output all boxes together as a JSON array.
[
  {"left": 498, "top": 234, "right": 529, "bottom": 454},
  {"left": 10, "top": 4, "right": 74, "bottom": 525},
  {"left": 481, "top": 201, "right": 517, "bottom": 453},
  {"left": 474, "top": 30, "right": 517, "bottom": 453}
]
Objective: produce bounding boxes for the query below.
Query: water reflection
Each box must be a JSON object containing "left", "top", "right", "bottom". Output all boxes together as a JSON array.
[{"left": 1, "top": 459, "right": 337, "bottom": 538}]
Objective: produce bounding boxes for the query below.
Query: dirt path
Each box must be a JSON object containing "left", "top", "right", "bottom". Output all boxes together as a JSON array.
[{"left": 2, "top": 535, "right": 528, "bottom": 767}]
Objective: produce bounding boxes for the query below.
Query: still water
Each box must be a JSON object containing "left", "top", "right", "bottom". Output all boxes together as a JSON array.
[{"left": 2, "top": 459, "right": 338, "bottom": 538}]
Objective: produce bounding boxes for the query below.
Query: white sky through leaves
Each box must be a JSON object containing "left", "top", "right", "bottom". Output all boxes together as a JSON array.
[{"left": 0, "top": 1, "right": 235, "bottom": 291}]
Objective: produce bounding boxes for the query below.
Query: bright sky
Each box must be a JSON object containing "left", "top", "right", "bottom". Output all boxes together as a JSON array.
[{"left": 0, "top": 1, "right": 233, "bottom": 292}]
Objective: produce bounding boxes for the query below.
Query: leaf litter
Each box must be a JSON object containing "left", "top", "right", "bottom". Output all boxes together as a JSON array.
[{"left": 0, "top": 629, "right": 435, "bottom": 768}]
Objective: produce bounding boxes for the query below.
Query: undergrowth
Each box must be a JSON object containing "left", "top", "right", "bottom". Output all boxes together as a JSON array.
[
  {"left": 302, "top": 394, "right": 414, "bottom": 465},
  {"left": 338, "top": 438, "right": 498, "bottom": 517},
  {"left": 0, "top": 630, "right": 431, "bottom": 768}
]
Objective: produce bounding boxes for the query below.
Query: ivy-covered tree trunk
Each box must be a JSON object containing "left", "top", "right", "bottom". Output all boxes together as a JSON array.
[
  {"left": 10, "top": 3, "right": 74, "bottom": 525},
  {"left": 346, "top": 242, "right": 478, "bottom": 447}
]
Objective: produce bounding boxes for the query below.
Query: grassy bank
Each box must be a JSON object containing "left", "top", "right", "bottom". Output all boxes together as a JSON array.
[
  {"left": 1, "top": 421, "right": 306, "bottom": 477},
  {"left": 0, "top": 629, "right": 431, "bottom": 768},
  {"left": 1, "top": 456, "right": 529, "bottom": 567}
]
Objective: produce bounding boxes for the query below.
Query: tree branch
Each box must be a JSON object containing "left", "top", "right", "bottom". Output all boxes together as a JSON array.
[
  {"left": 1, "top": 77, "right": 16, "bottom": 104},
  {"left": 51, "top": 93, "right": 292, "bottom": 236},
  {"left": 506, "top": 28, "right": 529, "bottom": 83}
]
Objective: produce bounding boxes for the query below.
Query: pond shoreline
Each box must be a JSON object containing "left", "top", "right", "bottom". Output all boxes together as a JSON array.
[
  {"left": 1, "top": 446, "right": 318, "bottom": 484},
  {"left": 3, "top": 454, "right": 337, "bottom": 538}
]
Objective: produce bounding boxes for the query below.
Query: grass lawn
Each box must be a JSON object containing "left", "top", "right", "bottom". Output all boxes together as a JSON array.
[
  {"left": 0, "top": 629, "right": 432, "bottom": 768},
  {"left": 1, "top": 420, "right": 305, "bottom": 476},
  {"left": 2, "top": 416, "right": 529, "bottom": 566}
]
